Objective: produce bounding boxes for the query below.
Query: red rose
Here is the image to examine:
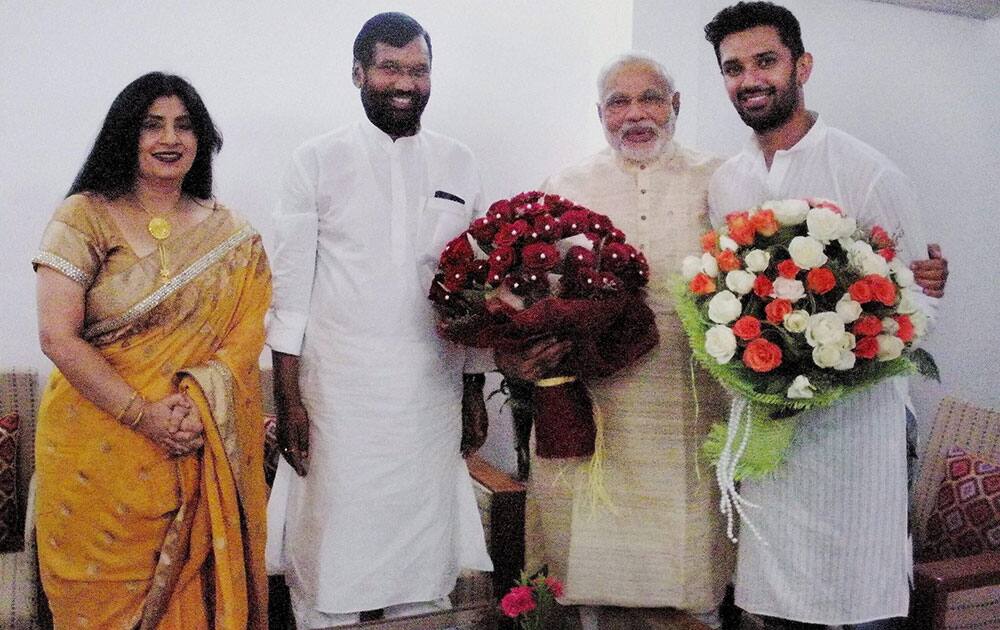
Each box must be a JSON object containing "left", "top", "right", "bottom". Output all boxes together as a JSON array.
[
  {"left": 532, "top": 214, "right": 561, "bottom": 240},
  {"left": 607, "top": 228, "right": 627, "bottom": 243},
  {"left": 765, "top": 298, "right": 793, "bottom": 325},
  {"left": 700, "top": 230, "right": 719, "bottom": 254},
  {"left": 852, "top": 315, "right": 882, "bottom": 337},
  {"left": 806, "top": 267, "right": 836, "bottom": 294},
  {"left": 877, "top": 247, "right": 895, "bottom": 262},
  {"left": 522, "top": 242, "right": 560, "bottom": 271},
  {"left": 750, "top": 209, "right": 780, "bottom": 236},
  {"left": 488, "top": 199, "right": 514, "bottom": 222},
  {"left": 488, "top": 245, "right": 515, "bottom": 273},
  {"left": 895, "top": 314, "right": 915, "bottom": 342},
  {"left": 493, "top": 219, "right": 530, "bottom": 247},
  {"left": 598, "top": 272, "right": 621, "bottom": 292},
  {"left": 564, "top": 245, "right": 596, "bottom": 270},
  {"left": 726, "top": 211, "right": 756, "bottom": 246},
  {"left": 689, "top": 273, "right": 717, "bottom": 295},
  {"left": 543, "top": 194, "right": 573, "bottom": 214},
  {"left": 520, "top": 201, "right": 550, "bottom": 216},
  {"left": 601, "top": 242, "right": 635, "bottom": 272},
  {"left": 468, "top": 216, "right": 498, "bottom": 244},
  {"left": 510, "top": 190, "right": 544, "bottom": 207},
  {"left": 545, "top": 577, "right": 565, "bottom": 598},
  {"left": 870, "top": 225, "right": 894, "bottom": 249},
  {"left": 439, "top": 233, "right": 474, "bottom": 267},
  {"left": 732, "top": 315, "right": 762, "bottom": 341},
  {"left": 716, "top": 249, "right": 741, "bottom": 272},
  {"left": 753, "top": 275, "right": 774, "bottom": 298},
  {"left": 442, "top": 265, "right": 468, "bottom": 292},
  {"left": 560, "top": 209, "right": 591, "bottom": 235},
  {"left": 848, "top": 279, "right": 873, "bottom": 304},
  {"left": 588, "top": 212, "right": 614, "bottom": 235},
  {"left": 500, "top": 586, "right": 537, "bottom": 619},
  {"left": 854, "top": 336, "right": 879, "bottom": 359},
  {"left": 865, "top": 274, "right": 897, "bottom": 306},
  {"left": 572, "top": 267, "right": 602, "bottom": 295},
  {"left": 777, "top": 259, "right": 800, "bottom": 279},
  {"left": 742, "top": 338, "right": 783, "bottom": 372},
  {"left": 467, "top": 259, "right": 489, "bottom": 284},
  {"left": 620, "top": 252, "right": 650, "bottom": 289}
]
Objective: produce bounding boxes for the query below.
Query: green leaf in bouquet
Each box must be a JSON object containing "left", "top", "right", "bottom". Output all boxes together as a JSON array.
[{"left": 908, "top": 347, "right": 941, "bottom": 382}]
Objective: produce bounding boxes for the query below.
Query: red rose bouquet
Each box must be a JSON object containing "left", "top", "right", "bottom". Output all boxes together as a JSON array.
[
  {"left": 672, "top": 198, "right": 937, "bottom": 538},
  {"left": 428, "top": 191, "right": 658, "bottom": 469},
  {"left": 500, "top": 567, "right": 564, "bottom": 630}
]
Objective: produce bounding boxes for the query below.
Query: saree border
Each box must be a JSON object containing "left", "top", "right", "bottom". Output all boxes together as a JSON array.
[
  {"left": 84, "top": 225, "right": 255, "bottom": 340},
  {"left": 31, "top": 251, "right": 92, "bottom": 286}
]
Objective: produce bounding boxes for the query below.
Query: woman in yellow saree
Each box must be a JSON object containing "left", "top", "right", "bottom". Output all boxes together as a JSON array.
[{"left": 32, "top": 72, "right": 270, "bottom": 629}]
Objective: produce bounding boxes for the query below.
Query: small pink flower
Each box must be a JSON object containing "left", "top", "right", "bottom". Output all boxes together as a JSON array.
[
  {"left": 545, "top": 577, "right": 564, "bottom": 598},
  {"left": 500, "top": 585, "right": 536, "bottom": 618}
]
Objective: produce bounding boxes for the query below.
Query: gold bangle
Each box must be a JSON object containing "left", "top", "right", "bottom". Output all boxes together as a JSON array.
[
  {"left": 128, "top": 405, "right": 146, "bottom": 429},
  {"left": 115, "top": 391, "right": 139, "bottom": 422}
]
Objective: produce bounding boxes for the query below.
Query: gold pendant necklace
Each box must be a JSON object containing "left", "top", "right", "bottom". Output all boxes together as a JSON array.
[{"left": 134, "top": 195, "right": 184, "bottom": 281}]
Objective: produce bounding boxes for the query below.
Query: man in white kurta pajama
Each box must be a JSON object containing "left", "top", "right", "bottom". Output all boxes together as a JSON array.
[
  {"left": 704, "top": 4, "right": 945, "bottom": 628},
  {"left": 265, "top": 13, "right": 491, "bottom": 628}
]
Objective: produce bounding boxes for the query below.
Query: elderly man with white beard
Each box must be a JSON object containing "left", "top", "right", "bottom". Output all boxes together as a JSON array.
[{"left": 495, "top": 53, "right": 735, "bottom": 629}]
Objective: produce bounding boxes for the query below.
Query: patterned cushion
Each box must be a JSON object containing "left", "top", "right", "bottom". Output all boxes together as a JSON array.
[
  {"left": 264, "top": 414, "right": 279, "bottom": 487},
  {"left": 0, "top": 411, "right": 20, "bottom": 553},
  {"left": 922, "top": 445, "right": 1000, "bottom": 561}
]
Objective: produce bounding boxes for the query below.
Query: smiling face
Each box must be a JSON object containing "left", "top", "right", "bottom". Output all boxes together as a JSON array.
[
  {"left": 136, "top": 95, "right": 197, "bottom": 187},
  {"left": 718, "top": 25, "right": 812, "bottom": 133},
  {"left": 598, "top": 64, "right": 678, "bottom": 163},
  {"left": 354, "top": 36, "right": 431, "bottom": 138}
]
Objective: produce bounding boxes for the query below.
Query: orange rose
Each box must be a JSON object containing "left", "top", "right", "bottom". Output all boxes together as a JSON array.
[
  {"left": 877, "top": 247, "right": 895, "bottom": 262},
  {"left": 742, "top": 338, "right": 783, "bottom": 373},
  {"left": 726, "top": 211, "right": 756, "bottom": 246},
  {"left": 806, "top": 267, "right": 836, "bottom": 294},
  {"left": 732, "top": 315, "right": 762, "bottom": 341},
  {"left": 753, "top": 275, "right": 774, "bottom": 298},
  {"left": 777, "top": 259, "right": 800, "bottom": 279},
  {"left": 764, "top": 298, "right": 793, "bottom": 325},
  {"left": 750, "top": 209, "right": 780, "bottom": 236},
  {"left": 854, "top": 336, "right": 879, "bottom": 359},
  {"left": 848, "top": 279, "right": 873, "bottom": 304},
  {"left": 852, "top": 315, "right": 882, "bottom": 337},
  {"left": 700, "top": 230, "right": 719, "bottom": 254},
  {"left": 894, "top": 315, "right": 915, "bottom": 342},
  {"left": 865, "top": 274, "right": 897, "bottom": 306},
  {"left": 870, "top": 225, "right": 894, "bottom": 249},
  {"left": 689, "top": 273, "right": 717, "bottom": 295},
  {"left": 716, "top": 249, "right": 741, "bottom": 272}
]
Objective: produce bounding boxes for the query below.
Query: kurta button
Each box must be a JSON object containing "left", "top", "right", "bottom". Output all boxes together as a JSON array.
[
  {"left": 639, "top": 164, "right": 646, "bottom": 170},
  {"left": 640, "top": 215, "right": 647, "bottom": 220},
  {"left": 640, "top": 189, "right": 647, "bottom": 194}
]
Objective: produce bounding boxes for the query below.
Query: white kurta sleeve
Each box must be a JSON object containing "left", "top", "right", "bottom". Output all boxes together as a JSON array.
[{"left": 266, "top": 147, "right": 320, "bottom": 355}]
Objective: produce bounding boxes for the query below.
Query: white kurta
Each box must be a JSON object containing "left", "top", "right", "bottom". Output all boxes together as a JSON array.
[
  {"left": 708, "top": 115, "right": 936, "bottom": 625},
  {"left": 525, "top": 144, "right": 735, "bottom": 613},
  {"left": 266, "top": 119, "right": 492, "bottom": 614}
]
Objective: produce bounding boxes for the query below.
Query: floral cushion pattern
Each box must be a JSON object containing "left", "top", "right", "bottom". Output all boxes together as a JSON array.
[
  {"left": 0, "top": 411, "right": 20, "bottom": 552},
  {"left": 922, "top": 445, "right": 1000, "bottom": 561}
]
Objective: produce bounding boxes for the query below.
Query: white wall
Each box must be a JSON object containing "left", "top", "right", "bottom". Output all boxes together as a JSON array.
[{"left": 634, "top": 0, "right": 1000, "bottom": 437}]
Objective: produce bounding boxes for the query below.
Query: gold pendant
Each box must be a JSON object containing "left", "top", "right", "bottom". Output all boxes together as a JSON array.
[{"left": 147, "top": 216, "right": 172, "bottom": 241}]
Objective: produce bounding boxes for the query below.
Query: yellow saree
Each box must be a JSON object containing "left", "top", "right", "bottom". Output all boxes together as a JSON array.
[{"left": 32, "top": 193, "right": 271, "bottom": 629}]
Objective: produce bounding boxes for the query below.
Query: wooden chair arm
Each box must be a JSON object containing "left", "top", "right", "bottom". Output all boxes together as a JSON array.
[
  {"left": 466, "top": 454, "right": 525, "bottom": 604},
  {"left": 911, "top": 552, "right": 1000, "bottom": 630}
]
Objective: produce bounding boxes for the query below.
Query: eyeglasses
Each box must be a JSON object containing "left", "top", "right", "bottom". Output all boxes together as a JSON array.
[
  {"left": 373, "top": 61, "right": 430, "bottom": 80},
  {"left": 603, "top": 92, "right": 670, "bottom": 114}
]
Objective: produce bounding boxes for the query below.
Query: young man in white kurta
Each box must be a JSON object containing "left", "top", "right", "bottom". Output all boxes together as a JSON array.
[
  {"left": 265, "top": 13, "right": 491, "bottom": 628},
  {"left": 704, "top": 3, "right": 943, "bottom": 627}
]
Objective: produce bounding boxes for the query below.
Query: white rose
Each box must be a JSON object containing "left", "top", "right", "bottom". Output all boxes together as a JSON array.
[
  {"left": 681, "top": 255, "right": 703, "bottom": 280},
  {"left": 766, "top": 199, "right": 810, "bottom": 226},
  {"left": 744, "top": 249, "right": 771, "bottom": 273},
  {"left": 704, "top": 325, "right": 737, "bottom": 364},
  {"left": 805, "top": 312, "right": 846, "bottom": 347},
  {"left": 718, "top": 235, "right": 739, "bottom": 252},
  {"left": 787, "top": 375, "right": 816, "bottom": 399},
  {"left": 783, "top": 310, "right": 809, "bottom": 333},
  {"left": 813, "top": 344, "right": 844, "bottom": 369},
  {"left": 896, "top": 290, "right": 920, "bottom": 314},
  {"left": 847, "top": 240, "right": 874, "bottom": 270},
  {"left": 876, "top": 334, "right": 905, "bottom": 361},
  {"left": 806, "top": 207, "right": 846, "bottom": 243},
  {"left": 881, "top": 317, "right": 900, "bottom": 336},
  {"left": 725, "top": 270, "right": 756, "bottom": 295},
  {"left": 910, "top": 311, "right": 929, "bottom": 337},
  {"left": 788, "top": 236, "right": 828, "bottom": 269},
  {"left": 835, "top": 294, "right": 863, "bottom": 323},
  {"left": 771, "top": 277, "right": 806, "bottom": 302},
  {"left": 708, "top": 290, "right": 743, "bottom": 324},
  {"left": 837, "top": 332, "right": 857, "bottom": 351},
  {"left": 837, "top": 216, "right": 858, "bottom": 239},
  {"left": 861, "top": 252, "right": 890, "bottom": 277},
  {"left": 890, "top": 258, "right": 915, "bottom": 287},
  {"left": 835, "top": 349, "right": 857, "bottom": 371},
  {"left": 701, "top": 252, "right": 719, "bottom": 278}
]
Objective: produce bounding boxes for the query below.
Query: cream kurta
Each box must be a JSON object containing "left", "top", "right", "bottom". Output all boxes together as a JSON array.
[
  {"left": 265, "top": 120, "right": 492, "bottom": 616},
  {"left": 527, "top": 143, "right": 735, "bottom": 612}
]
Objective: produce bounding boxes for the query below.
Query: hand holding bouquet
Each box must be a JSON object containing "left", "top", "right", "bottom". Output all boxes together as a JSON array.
[{"left": 672, "top": 198, "right": 937, "bottom": 536}]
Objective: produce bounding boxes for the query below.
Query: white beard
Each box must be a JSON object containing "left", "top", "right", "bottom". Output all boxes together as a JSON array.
[{"left": 605, "top": 117, "right": 675, "bottom": 164}]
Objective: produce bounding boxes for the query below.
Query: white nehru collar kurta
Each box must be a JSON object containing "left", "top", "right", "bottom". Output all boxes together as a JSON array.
[
  {"left": 266, "top": 118, "right": 492, "bottom": 614},
  {"left": 708, "top": 115, "right": 937, "bottom": 625}
]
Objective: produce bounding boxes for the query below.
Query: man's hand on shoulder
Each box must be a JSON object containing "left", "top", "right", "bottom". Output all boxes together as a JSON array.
[{"left": 911, "top": 243, "right": 948, "bottom": 298}]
